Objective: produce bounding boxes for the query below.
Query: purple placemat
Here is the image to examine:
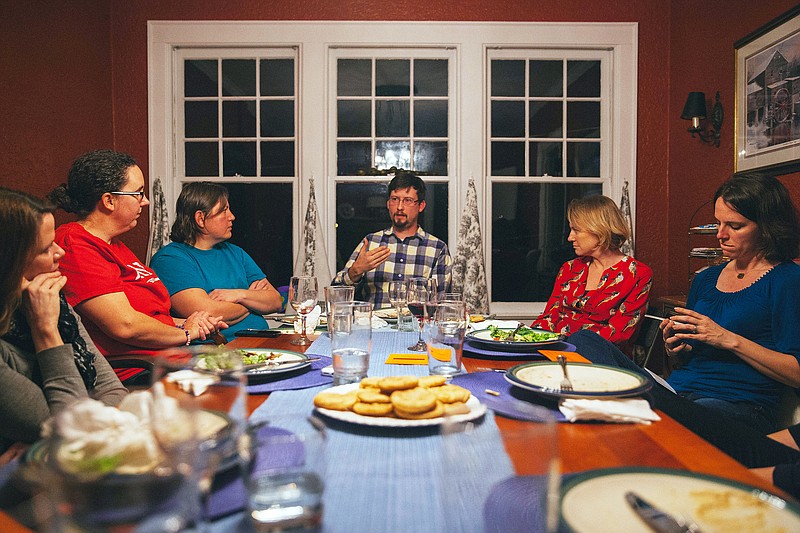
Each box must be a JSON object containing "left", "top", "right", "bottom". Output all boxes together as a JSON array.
[
  {"left": 246, "top": 355, "right": 332, "bottom": 394},
  {"left": 463, "top": 340, "right": 576, "bottom": 359},
  {"left": 205, "top": 425, "right": 302, "bottom": 519},
  {"left": 452, "top": 371, "right": 566, "bottom": 422},
  {"left": 483, "top": 475, "right": 575, "bottom": 533}
]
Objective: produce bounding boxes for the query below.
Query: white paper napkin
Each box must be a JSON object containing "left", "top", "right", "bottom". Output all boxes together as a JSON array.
[
  {"left": 371, "top": 315, "right": 389, "bottom": 329},
  {"left": 294, "top": 305, "right": 322, "bottom": 334},
  {"left": 559, "top": 398, "right": 661, "bottom": 424},
  {"left": 165, "top": 369, "right": 220, "bottom": 396}
]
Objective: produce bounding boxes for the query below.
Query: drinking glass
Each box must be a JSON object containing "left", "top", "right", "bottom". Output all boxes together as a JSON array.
[
  {"left": 242, "top": 416, "right": 327, "bottom": 532},
  {"left": 426, "top": 301, "right": 468, "bottom": 376},
  {"left": 406, "top": 277, "right": 437, "bottom": 351},
  {"left": 388, "top": 280, "right": 408, "bottom": 330},
  {"left": 324, "top": 285, "right": 355, "bottom": 335},
  {"left": 150, "top": 346, "right": 247, "bottom": 532},
  {"left": 329, "top": 300, "right": 373, "bottom": 385},
  {"left": 289, "top": 276, "right": 319, "bottom": 346}
]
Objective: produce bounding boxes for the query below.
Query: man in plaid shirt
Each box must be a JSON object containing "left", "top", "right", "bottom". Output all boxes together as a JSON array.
[{"left": 332, "top": 173, "right": 452, "bottom": 308}]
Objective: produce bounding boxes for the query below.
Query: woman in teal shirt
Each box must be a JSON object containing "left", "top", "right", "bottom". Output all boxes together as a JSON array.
[{"left": 151, "top": 182, "right": 283, "bottom": 340}]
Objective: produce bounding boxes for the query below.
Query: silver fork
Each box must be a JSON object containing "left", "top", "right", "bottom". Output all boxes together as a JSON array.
[{"left": 557, "top": 355, "right": 573, "bottom": 391}]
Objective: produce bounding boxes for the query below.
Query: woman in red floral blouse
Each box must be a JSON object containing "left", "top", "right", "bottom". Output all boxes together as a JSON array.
[{"left": 531, "top": 195, "right": 652, "bottom": 354}]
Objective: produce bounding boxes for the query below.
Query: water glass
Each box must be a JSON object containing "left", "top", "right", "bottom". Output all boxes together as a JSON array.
[
  {"left": 243, "top": 418, "right": 327, "bottom": 532},
  {"left": 324, "top": 285, "right": 355, "bottom": 335},
  {"left": 329, "top": 300, "right": 373, "bottom": 385},
  {"left": 387, "top": 280, "right": 408, "bottom": 330},
  {"left": 426, "top": 301, "right": 468, "bottom": 377}
]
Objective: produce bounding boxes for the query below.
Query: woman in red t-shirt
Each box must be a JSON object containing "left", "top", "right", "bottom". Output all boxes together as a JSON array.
[
  {"left": 531, "top": 195, "right": 652, "bottom": 353},
  {"left": 48, "top": 150, "right": 227, "bottom": 360}
]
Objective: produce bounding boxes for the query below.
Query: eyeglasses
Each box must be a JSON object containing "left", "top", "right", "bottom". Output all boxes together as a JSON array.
[
  {"left": 387, "top": 196, "right": 420, "bottom": 207},
  {"left": 110, "top": 191, "right": 146, "bottom": 202}
]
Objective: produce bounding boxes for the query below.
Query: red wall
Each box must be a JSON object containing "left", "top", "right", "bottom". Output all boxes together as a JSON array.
[{"left": 3, "top": 1, "right": 799, "bottom": 301}]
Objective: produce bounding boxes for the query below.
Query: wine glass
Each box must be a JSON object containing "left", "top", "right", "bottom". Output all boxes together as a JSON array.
[
  {"left": 289, "top": 276, "right": 319, "bottom": 346},
  {"left": 388, "top": 280, "right": 408, "bottom": 330},
  {"left": 406, "top": 277, "right": 437, "bottom": 351}
]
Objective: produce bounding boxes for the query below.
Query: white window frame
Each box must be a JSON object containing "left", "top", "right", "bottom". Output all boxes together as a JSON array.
[{"left": 149, "top": 21, "right": 637, "bottom": 316}]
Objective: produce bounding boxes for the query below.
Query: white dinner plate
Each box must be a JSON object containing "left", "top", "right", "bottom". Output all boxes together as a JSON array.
[
  {"left": 238, "top": 349, "right": 312, "bottom": 382},
  {"left": 466, "top": 327, "right": 564, "bottom": 352},
  {"left": 505, "top": 362, "right": 651, "bottom": 399},
  {"left": 314, "top": 383, "right": 487, "bottom": 428},
  {"left": 560, "top": 467, "right": 800, "bottom": 532},
  {"left": 373, "top": 308, "right": 399, "bottom": 321}
]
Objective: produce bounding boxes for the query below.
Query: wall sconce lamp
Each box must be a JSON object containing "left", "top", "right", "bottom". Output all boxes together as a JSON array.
[{"left": 681, "top": 91, "right": 723, "bottom": 147}]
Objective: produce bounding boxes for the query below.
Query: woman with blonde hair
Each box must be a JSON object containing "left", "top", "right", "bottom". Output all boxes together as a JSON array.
[
  {"left": 531, "top": 195, "right": 652, "bottom": 352},
  {"left": 0, "top": 188, "right": 126, "bottom": 462}
]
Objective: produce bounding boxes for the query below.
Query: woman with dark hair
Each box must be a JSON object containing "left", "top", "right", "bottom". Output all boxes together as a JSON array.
[
  {"left": 573, "top": 173, "right": 800, "bottom": 433},
  {"left": 150, "top": 182, "right": 282, "bottom": 338},
  {"left": 531, "top": 195, "right": 652, "bottom": 352},
  {"left": 49, "top": 150, "right": 227, "bottom": 365},
  {"left": 0, "top": 188, "right": 126, "bottom": 462}
]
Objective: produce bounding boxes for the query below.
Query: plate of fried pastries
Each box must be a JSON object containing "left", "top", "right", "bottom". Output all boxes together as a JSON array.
[{"left": 313, "top": 375, "right": 487, "bottom": 427}]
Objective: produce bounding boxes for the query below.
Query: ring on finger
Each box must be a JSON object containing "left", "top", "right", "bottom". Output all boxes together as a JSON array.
[{"left": 693, "top": 325, "right": 697, "bottom": 334}]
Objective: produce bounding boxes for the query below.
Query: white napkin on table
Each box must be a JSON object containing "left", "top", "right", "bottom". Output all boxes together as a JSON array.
[
  {"left": 559, "top": 398, "right": 661, "bottom": 425},
  {"left": 371, "top": 315, "right": 389, "bottom": 329},
  {"left": 294, "top": 305, "right": 322, "bottom": 334},
  {"left": 165, "top": 369, "right": 220, "bottom": 396}
]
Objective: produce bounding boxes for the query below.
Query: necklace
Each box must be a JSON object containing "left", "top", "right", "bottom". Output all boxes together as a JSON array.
[{"left": 733, "top": 263, "right": 772, "bottom": 280}]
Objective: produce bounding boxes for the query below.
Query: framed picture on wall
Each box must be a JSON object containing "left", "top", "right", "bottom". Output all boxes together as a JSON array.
[{"left": 735, "top": 5, "right": 800, "bottom": 174}]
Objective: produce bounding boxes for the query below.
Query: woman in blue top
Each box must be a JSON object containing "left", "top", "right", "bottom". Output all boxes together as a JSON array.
[
  {"left": 572, "top": 173, "right": 800, "bottom": 433},
  {"left": 150, "top": 182, "right": 283, "bottom": 340}
]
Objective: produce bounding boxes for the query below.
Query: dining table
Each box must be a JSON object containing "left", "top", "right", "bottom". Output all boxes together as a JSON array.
[{"left": 0, "top": 327, "right": 794, "bottom": 532}]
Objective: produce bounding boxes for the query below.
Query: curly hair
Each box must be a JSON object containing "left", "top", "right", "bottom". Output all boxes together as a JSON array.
[
  {"left": 48, "top": 149, "right": 137, "bottom": 217},
  {"left": 170, "top": 182, "right": 230, "bottom": 245},
  {"left": 714, "top": 173, "right": 800, "bottom": 262},
  {"left": 567, "top": 195, "right": 631, "bottom": 252},
  {"left": 0, "top": 188, "right": 55, "bottom": 335}
]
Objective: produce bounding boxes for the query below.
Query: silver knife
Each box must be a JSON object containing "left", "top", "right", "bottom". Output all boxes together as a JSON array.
[{"left": 624, "top": 491, "right": 701, "bottom": 533}]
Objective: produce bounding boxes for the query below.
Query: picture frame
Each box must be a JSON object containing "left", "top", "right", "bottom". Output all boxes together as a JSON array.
[{"left": 735, "top": 5, "right": 800, "bottom": 174}]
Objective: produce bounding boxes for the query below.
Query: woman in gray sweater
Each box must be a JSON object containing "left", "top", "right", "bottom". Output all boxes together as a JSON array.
[{"left": 0, "top": 188, "right": 127, "bottom": 463}]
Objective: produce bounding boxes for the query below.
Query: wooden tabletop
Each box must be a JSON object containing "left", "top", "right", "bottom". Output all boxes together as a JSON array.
[{"left": 231, "top": 333, "right": 784, "bottom": 495}]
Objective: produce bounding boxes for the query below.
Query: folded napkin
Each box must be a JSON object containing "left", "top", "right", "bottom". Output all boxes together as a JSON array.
[
  {"left": 558, "top": 398, "right": 661, "bottom": 424},
  {"left": 165, "top": 369, "right": 219, "bottom": 396},
  {"left": 371, "top": 315, "right": 390, "bottom": 329},
  {"left": 294, "top": 305, "right": 322, "bottom": 334},
  {"left": 246, "top": 355, "right": 333, "bottom": 394}
]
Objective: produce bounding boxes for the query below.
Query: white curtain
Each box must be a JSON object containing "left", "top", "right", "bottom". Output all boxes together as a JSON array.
[
  {"left": 146, "top": 177, "right": 171, "bottom": 265},
  {"left": 619, "top": 180, "right": 635, "bottom": 257},
  {"left": 451, "top": 178, "right": 489, "bottom": 314},
  {"left": 293, "top": 178, "right": 333, "bottom": 287}
]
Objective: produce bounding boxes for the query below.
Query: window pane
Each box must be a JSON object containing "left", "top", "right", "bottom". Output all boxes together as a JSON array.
[
  {"left": 529, "top": 101, "right": 563, "bottom": 138},
  {"left": 376, "top": 100, "right": 409, "bottom": 137},
  {"left": 491, "top": 60, "right": 524, "bottom": 97},
  {"left": 260, "top": 58, "right": 294, "bottom": 96},
  {"left": 185, "top": 142, "right": 218, "bottom": 176},
  {"left": 336, "top": 182, "right": 448, "bottom": 272},
  {"left": 530, "top": 60, "right": 562, "bottom": 97},
  {"left": 260, "top": 141, "right": 295, "bottom": 177},
  {"left": 376, "top": 141, "right": 411, "bottom": 170},
  {"left": 222, "top": 101, "right": 256, "bottom": 137},
  {"left": 338, "top": 59, "right": 372, "bottom": 96},
  {"left": 567, "top": 101, "right": 600, "bottom": 138},
  {"left": 414, "top": 59, "right": 448, "bottom": 96},
  {"left": 222, "top": 59, "right": 256, "bottom": 96},
  {"left": 337, "top": 141, "right": 372, "bottom": 176},
  {"left": 414, "top": 141, "right": 448, "bottom": 175},
  {"left": 491, "top": 142, "right": 524, "bottom": 176},
  {"left": 185, "top": 59, "right": 217, "bottom": 97},
  {"left": 337, "top": 100, "right": 371, "bottom": 137},
  {"left": 185, "top": 101, "right": 218, "bottom": 138},
  {"left": 376, "top": 60, "right": 410, "bottom": 96},
  {"left": 414, "top": 100, "right": 448, "bottom": 137},
  {"left": 491, "top": 101, "right": 525, "bottom": 137},
  {"left": 529, "top": 142, "right": 563, "bottom": 177},
  {"left": 567, "top": 60, "right": 600, "bottom": 97},
  {"left": 223, "top": 141, "right": 256, "bottom": 176},
  {"left": 261, "top": 100, "right": 295, "bottom": 137},
  {"left": 225, "top": 183, "right": 293, "bottom": 287},
  {"left": 567, "top": 142, "right": 600, "bottom": 177},
  {"left": 491, "top": 182, "right": 602, "bottom": 302}
]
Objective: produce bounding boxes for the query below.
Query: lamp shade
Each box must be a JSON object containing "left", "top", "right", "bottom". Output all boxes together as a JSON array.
[{"left": 681, "top": 91, "right": 707, "bottom": 120}]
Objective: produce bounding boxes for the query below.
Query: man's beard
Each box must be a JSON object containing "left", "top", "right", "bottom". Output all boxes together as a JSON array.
[{"left": 392, "top": 213, "right": 410, "bottom": 230}]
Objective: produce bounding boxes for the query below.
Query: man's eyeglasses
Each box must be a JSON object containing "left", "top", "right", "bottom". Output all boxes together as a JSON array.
[
  {"left": 387, "top": 196, "right": 419, "bottom": 207},
  {"left": 110, "top": 191, "right": 146, "bottom": 202}
]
